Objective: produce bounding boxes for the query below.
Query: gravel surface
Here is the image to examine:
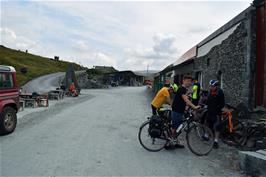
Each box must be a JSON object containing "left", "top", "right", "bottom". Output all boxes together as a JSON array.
[
  {"left": 1, "top": 87, "right": 246, "bottom": 176},
  {"left": 22, "top": 72, "right": 65, "bottom": 93}
]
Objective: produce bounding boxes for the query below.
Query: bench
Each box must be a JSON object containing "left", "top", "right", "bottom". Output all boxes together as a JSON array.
[
  {"left": 19, "top": 99, "right": 25, "bottom": 111},
  {"left": 24, "top": 98, "right": 37, "bottom": 108},
  {"left": 48, "top": 92, "right": 60, "bottom": 100},
  {"left": 36, "top": 95, "right": 49, "bottom": 107}
]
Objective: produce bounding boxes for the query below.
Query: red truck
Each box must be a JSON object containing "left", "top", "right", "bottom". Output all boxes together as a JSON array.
[{"left": 0, "top": 65, "right": 19, "bottom": 135}]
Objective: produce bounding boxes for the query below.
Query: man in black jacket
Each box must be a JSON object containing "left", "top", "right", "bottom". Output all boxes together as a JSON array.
[{"left": 207, "top": 80, "right": 225, "bottom": 149}]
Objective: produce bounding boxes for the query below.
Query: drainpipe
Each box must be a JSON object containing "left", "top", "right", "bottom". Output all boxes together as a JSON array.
[{"left": 247, "top": 5, "right": 256, "bottom": 111}]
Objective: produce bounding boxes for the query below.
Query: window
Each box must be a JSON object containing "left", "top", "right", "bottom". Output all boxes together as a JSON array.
[
  {"left": 0, "top": 73, "right": 14, "bottom": 89},
  {"left": 207, "top": 58, "right": 211, "bottom": 67},
  {"left": 217, "top": 71, "right": 223, "bottom": 89},
  {"left": 196, "top": 72, "right": 203, "bottom": 85}
]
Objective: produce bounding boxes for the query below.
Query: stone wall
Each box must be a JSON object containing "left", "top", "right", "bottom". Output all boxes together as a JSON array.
[
  {"left": 193, "top": 21, "right": 251, "bottom": 108},
  {"left": 173, "top": 63, "right": 194, "bottom": 84}
]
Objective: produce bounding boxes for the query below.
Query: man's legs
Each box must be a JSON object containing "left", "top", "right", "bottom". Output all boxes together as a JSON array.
[
  {"left": 169, "top": 111, "right": 184, "bottom": 148},
  {"left": 207, "top": 113, "right": 221, "bottom": 149},
  {"left": 213, "top": 115, "right": 221, "bottom": 148}
]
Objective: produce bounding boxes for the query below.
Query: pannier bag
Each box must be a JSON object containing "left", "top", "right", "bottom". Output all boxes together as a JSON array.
[{"left": 148, "top": 115, "right": 164, "bottom": 138}]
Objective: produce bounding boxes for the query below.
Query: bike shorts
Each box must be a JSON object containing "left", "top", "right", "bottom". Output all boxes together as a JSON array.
[
  {"left": 207, "top": 114, "right": 222, "bottom": 132},
  {"left": 171, "top": 111, "right": 183, "bottom": 129}
]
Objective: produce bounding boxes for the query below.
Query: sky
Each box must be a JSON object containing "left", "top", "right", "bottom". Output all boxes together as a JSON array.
[{"left": 1, "top": 0, "right": 252, "bottom": 71}]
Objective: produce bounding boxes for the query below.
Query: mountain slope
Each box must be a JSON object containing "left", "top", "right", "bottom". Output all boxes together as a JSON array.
[{"left": 0, "top": 45, "right": 85, "bottom": 86}]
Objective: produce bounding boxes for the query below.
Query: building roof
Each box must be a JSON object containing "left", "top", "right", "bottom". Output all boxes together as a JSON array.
[
  {"left": 93, "top": 66, "right": 118, "bottom": 74},
  {"left": 106, "top": 70, "right": 144, "bottom": 77},
  {"left": 197, "top": 6, "right": 253, "bottom": 48},
  {"left": 173, "top": 46, "right": 197, "bottom": 66},
  {"left": 170, "top": 6, "right": 253, "bottom": 68}
]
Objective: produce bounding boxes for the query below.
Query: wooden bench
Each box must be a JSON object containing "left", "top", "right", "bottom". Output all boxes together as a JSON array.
[
  {"left": 48, "top": 92, "right": 60, "bottom": 100},
  {"left": 36, "top": 95, "right": 49, "bottom": 107},
  {"left": 19, "top": 99, "right": 25, "bottom": 111},
  {"left": 24, "top": 98, "right": 37, "bottom": 108},
  {"left": 20, "top": 93, "right": 49, "bottom": 108}
]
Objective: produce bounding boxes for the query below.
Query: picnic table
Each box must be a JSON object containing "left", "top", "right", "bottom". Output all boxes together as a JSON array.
[
  {"left": 48, "top": 90, "right": 65, "bottom": 100},
  {"left": 19, "top": 93, "right": 32, "bottom": 99},
  {"left": 19, "top": 93, "right": 49, "bottom": 108}
]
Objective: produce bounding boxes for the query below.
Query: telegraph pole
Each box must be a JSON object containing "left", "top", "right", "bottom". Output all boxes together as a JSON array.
[{"left": 146, "top": 64, "right": 149, "bottom": 77}]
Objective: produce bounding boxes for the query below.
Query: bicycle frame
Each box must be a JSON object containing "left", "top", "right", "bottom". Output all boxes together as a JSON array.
[
  {"left": 221, "top": 110, "right": 235, "bottom": 133},
  {"left": 165, "top": 108, "right": 195, "bottom": 139}
]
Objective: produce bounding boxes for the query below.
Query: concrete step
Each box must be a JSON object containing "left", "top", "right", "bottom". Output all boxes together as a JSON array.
[
  {"left": 239, "top": 150, "right": 266, "bottom": 177},
  {"left": 255, "top": 137, "right": 266, "bottom": 150}
]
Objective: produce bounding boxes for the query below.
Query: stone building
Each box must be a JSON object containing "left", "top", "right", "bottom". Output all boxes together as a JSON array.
[
  {"left": 104, "top": 71, "right": 144, "bottom": 86},
  {"left": 155, "top": 0, "right": 265, "bottom": 111}
]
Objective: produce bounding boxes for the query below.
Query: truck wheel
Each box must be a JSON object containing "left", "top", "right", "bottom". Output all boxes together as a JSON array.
[{"left": 0, "top": 107, "right": 17, "bottom": 135}]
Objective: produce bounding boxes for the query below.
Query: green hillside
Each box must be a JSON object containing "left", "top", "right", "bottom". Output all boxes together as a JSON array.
[{"left": 0, "top": 45, "right": 85, "bottom": 86}]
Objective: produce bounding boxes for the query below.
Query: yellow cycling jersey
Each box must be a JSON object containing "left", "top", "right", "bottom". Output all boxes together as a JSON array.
[{"left": 151, "top": 87, "right": 170, "bottom": 108}]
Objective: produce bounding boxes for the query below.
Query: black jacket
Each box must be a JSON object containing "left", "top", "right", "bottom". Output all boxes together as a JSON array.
[{"left": 207, "top": 88, "right": 225, "bottom": 115}]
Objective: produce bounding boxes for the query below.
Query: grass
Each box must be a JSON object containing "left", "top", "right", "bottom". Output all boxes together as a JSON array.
[{"left": 0, "top": 45, "right": 85, "bottom": 86}]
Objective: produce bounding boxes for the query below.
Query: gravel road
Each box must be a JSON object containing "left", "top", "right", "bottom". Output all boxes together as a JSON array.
[
  {"left": 22, "top": 72, "right": 65, "bottom": 93},
  {"left": 21, "top": 71, "right": 86, "bottom": 93},
  {"left": 1, "top": 87, "right": 245, "bottom": 176}
]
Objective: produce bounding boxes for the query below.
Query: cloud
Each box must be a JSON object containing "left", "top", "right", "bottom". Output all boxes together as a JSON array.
[
  {"left": 0, "top": 28, "right": 17, "bottom": 40},
  {"left": 74, "top": 40, "right": 89, "bottom": 51},
  {"left": 122, "top": 33, "right": 179, "bottom": 70},
  {"left": 153, "top": 33, "right": 178, "bottom": 55},
  {"left": 1, "top": 1, "right": 252, "bottom": 71},
  {"left": 125, "top": 33, "right": 179, "bottom": 59},
  {"left": 1, "top": 27, "right": 36, "bottom": 50},
  {"left": 82, "top": 52, "right": 117, "bottom": 67}
]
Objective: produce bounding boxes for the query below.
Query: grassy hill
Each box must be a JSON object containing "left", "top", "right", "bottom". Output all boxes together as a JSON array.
[{"left": 0, "top": 45, "right": 85, "bottom": 86}]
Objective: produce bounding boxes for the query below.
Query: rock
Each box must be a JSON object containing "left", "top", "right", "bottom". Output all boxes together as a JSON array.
[{"left": 239, "top": 150, "right": 266, "bottom": 177}]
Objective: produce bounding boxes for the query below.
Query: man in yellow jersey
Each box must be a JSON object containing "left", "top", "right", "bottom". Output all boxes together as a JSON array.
[{"left": 151, "top": 84, "right": 178, "bottom": 115}]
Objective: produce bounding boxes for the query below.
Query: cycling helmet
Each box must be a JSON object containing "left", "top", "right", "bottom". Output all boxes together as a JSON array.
[
  {"left": 170, "top": 83, "right": 178, "bottom": 93},
  {"left": 209, "top": 80, "right": 219, "bottom": 86}
]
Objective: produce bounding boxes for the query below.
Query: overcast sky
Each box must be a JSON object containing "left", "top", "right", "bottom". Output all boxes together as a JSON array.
[{"left": 1, "top": 0, "right": 252, "bottom": 71}]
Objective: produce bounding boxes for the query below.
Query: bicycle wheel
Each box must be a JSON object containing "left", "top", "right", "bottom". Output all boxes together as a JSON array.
[
  {"left": 232, "top": 121, "right": 247, "bottom": 146},
  {"left": 186, "top": 123, "right": 214, "bottom": 156},
  {"left": 221, "top": 120, "right": 247, "bottom": 147},
  {"left": 138, "top": 120, "right": 168, "bottom": 152}
]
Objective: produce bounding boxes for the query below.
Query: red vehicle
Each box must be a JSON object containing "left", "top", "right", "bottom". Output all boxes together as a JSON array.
[{"left": 0, "top": 65, "right": 19, "bottom": 135}]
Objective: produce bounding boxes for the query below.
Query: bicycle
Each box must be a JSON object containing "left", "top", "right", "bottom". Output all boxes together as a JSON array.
[
  {"left": 219, "top": 103, "right": 247, "bottom": 147},
  {"left": 138, "top": 107, "right": 214, "bottom": 156}
]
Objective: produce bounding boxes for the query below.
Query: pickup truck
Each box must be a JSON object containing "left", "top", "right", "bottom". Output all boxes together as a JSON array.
[{"left": 0, "top": 65, "right": 19, "bottom": 135}]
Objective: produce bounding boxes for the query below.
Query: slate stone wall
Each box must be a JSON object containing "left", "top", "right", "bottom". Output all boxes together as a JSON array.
[{"left": 193, "top": 21, "right": 252, "bottom": 108}]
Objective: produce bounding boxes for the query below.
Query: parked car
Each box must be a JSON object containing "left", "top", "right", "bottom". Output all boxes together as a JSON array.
[{"left": 0, "top": 65, "right": 19, "bottom": 135}]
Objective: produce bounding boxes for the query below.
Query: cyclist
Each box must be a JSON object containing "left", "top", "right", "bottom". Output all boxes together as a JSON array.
[
  {"left": 207, "top": 80, "right": 225, "bottom": 149},
  {"left": 192, "top": 79, "right": 201, "bottom": 106},
  {"left": 151, "top": 84, "right": 178, "bottom": 115},
  {"left": 170, "top": 75, "right": 201, "bottom": 149}
]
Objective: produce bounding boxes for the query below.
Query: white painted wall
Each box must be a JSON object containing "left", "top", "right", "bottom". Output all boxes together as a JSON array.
[{"left": 197, "top": 23, "right": 241, "bottom": 58}]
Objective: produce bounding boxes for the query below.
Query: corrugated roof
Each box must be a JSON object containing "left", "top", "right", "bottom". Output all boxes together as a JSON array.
[{"left": 173, "top": 46, "right": 197, "bottom": 66}]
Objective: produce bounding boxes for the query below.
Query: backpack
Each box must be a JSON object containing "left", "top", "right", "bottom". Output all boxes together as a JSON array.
[{"left": 148, "top": 115, "right": 164, "bottom": 138}]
